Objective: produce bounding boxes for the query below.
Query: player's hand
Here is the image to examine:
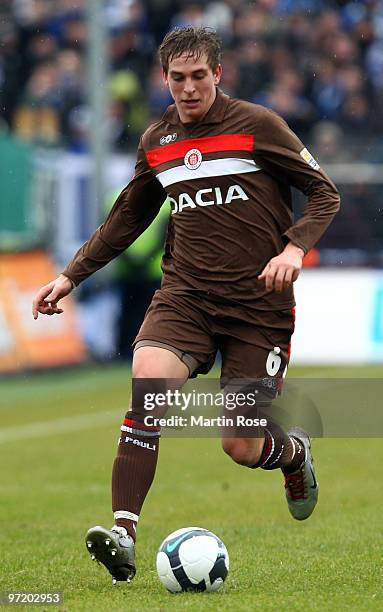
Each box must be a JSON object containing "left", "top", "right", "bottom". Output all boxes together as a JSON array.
[
  {"left": 258, "top": 243, "right": 305, "bottom": 293},
  {"left": 32, "top": 274, "right": 74, "bottom": 319}
]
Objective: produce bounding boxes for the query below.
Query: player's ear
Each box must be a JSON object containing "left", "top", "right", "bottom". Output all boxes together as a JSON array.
[
  {"left": 162, "top": 69, "right": 169, "bottom": 87},
  {"left": 213, "top": 64, "right": 222, "bottom": 86}
]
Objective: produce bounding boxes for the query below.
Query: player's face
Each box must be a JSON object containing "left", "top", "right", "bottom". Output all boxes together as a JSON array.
[{"left": 163, "top": 53, "right": 222, "bottom": 123}]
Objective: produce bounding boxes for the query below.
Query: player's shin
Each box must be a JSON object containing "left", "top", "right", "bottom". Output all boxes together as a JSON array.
[
  {"left": 112, "top": 414, "right": 160, "bottom": 541},
  {"left": 223, "top": 382, "right": 304, "bottom": 472}
]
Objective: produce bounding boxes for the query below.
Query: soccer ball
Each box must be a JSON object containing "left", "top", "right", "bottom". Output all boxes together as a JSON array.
[{"left": 156, "top": 527, "right": 229, "bottom": 593}]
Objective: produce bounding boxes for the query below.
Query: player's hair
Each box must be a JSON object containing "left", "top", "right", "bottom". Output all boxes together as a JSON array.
[{"left": 159, "top": 27, "right": 221, "bottom": 74}]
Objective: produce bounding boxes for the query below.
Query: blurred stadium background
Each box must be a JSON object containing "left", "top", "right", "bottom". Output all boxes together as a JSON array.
[
  {"left": 1, "top": 0, "right": 383, "bottom": 369},
  {"left": 1, "top": 4, "right": 383, "bottom": 609}
]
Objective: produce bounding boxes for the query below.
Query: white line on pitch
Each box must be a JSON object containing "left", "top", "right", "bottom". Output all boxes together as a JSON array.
[{"left": 0, "top": 409, "right": 124, "bottom": 444}]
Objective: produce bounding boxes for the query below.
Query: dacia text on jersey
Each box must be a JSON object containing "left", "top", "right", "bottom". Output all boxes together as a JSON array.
[{"left": 169, "top": 184, "right": 249, "bottom": 215}]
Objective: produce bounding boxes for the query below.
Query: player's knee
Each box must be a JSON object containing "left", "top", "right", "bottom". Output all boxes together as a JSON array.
[
  {"left": 133, "top": 355, "right": 155, "bottom": 378},
  {"left": 132, "top": 346, "right": 188, "bottom": 379},
  {"left": 221, "top": 438, "right": 264, "bottom": 466},
  {"left": 132, "top": 348, "right": 164, "bottom": 378}
]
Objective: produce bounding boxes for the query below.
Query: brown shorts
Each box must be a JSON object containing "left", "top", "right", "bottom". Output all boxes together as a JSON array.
[{"left": 133, "top": 289, "right": 295, "bottom": 386}]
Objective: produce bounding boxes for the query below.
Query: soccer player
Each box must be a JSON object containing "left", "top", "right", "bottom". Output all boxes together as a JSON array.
[{"left": 32, "top": 27, "right": 340, "bottom": 584}]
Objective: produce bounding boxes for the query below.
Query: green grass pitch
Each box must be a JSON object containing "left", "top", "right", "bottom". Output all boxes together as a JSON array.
[{"left": 0, "top": 364, "right": 382, "bottom": 611}]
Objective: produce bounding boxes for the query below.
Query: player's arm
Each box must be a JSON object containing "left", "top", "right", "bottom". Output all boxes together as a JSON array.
[
  {"left": 32, "top": 141, "right": 167, "bottom": 318},
  {"left": 254, "top": 107, "right": 340, "bottom": 292}
]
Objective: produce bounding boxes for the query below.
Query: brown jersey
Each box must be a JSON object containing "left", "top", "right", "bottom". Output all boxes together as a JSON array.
[{"left": 63, "top": 89, "right": 340, "bottom": 311}]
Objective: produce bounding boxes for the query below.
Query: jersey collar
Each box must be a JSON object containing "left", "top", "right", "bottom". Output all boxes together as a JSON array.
[{"left": 162, "top": 88, "right": 230, "bottom": 126}]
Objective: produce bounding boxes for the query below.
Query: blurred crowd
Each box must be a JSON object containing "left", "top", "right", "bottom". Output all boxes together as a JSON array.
[
  {"left": 0, "top": 0, "right": 383, "bottom": 156},
  {"left": 1, "top": 0, "right": 383, "bottom": 360}
]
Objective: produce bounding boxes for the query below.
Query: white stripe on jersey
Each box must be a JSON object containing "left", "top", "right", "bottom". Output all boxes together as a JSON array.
[{"left": 156, "top": 157, "right": 261, "bottom": 188}]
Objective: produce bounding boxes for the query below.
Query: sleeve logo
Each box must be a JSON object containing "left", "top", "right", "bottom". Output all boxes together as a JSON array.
[
  {"left": 184, "top": 148, "right": 202, "bottom": 170},
  {"left": 300, "top": 147, "right": 320, "bottom": 170},
  {"left": 160, "top": 132, "right": 177, "bottom": 145}
]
